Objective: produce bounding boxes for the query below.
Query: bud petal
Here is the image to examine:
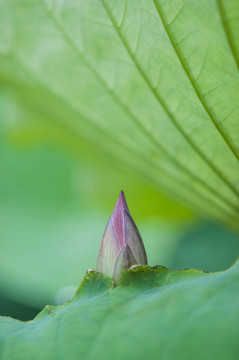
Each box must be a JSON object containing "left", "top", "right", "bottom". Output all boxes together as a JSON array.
[
  {"left": 97, "top": 217, "right": 121, "bottom": 278},
  {"left": 123, "top": 209, "right": 148, "bottom": 265},
  {"left": 112, "top": 245, "right": 137, "bottom": 285},
  {"left": 97, "top": 191, "right": 148, "bottom": 284}
]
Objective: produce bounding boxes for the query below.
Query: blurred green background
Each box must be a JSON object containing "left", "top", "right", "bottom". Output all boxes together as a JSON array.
[{"left": 1, "top": 90, "right": 239, "bottom": 320}]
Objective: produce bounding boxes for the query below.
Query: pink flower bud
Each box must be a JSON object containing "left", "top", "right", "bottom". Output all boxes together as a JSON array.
[{"left": 97, "top": 191, "right": 147, "bottom": 284}]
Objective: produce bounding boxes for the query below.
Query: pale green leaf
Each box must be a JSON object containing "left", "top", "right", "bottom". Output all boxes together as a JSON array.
[{"left": 0, "top": 0, "right": 238, "bottom": 228}]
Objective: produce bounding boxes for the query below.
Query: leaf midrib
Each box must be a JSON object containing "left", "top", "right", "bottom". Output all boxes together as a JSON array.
[{"left": 217, "top": 0, "right": 239, "bottom": 70}]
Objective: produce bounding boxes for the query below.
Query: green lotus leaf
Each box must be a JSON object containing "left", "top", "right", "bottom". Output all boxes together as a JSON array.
[{"left": 1, "top": 262, "right": 239, "bottom": 359}]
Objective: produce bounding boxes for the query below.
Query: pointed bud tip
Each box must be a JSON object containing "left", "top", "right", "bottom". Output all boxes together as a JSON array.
[
  {"left": 117, "top": 190, "right": 128, "bottom": 210},
  {"left": 112, "top": 190, "right": 129, "bottom": 218}
]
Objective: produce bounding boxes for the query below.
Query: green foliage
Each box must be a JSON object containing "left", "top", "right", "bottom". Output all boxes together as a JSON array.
[
  {"left": 0, "top": 0, "right": 239, "bottom": 228},
  {"left": 1, "top": 263, "right": 239, "bottom": 360}
]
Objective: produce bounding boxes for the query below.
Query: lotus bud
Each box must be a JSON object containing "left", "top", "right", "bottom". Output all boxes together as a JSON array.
[{"left": 97, "top": 191, "right": 147, "bottom": 284}]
